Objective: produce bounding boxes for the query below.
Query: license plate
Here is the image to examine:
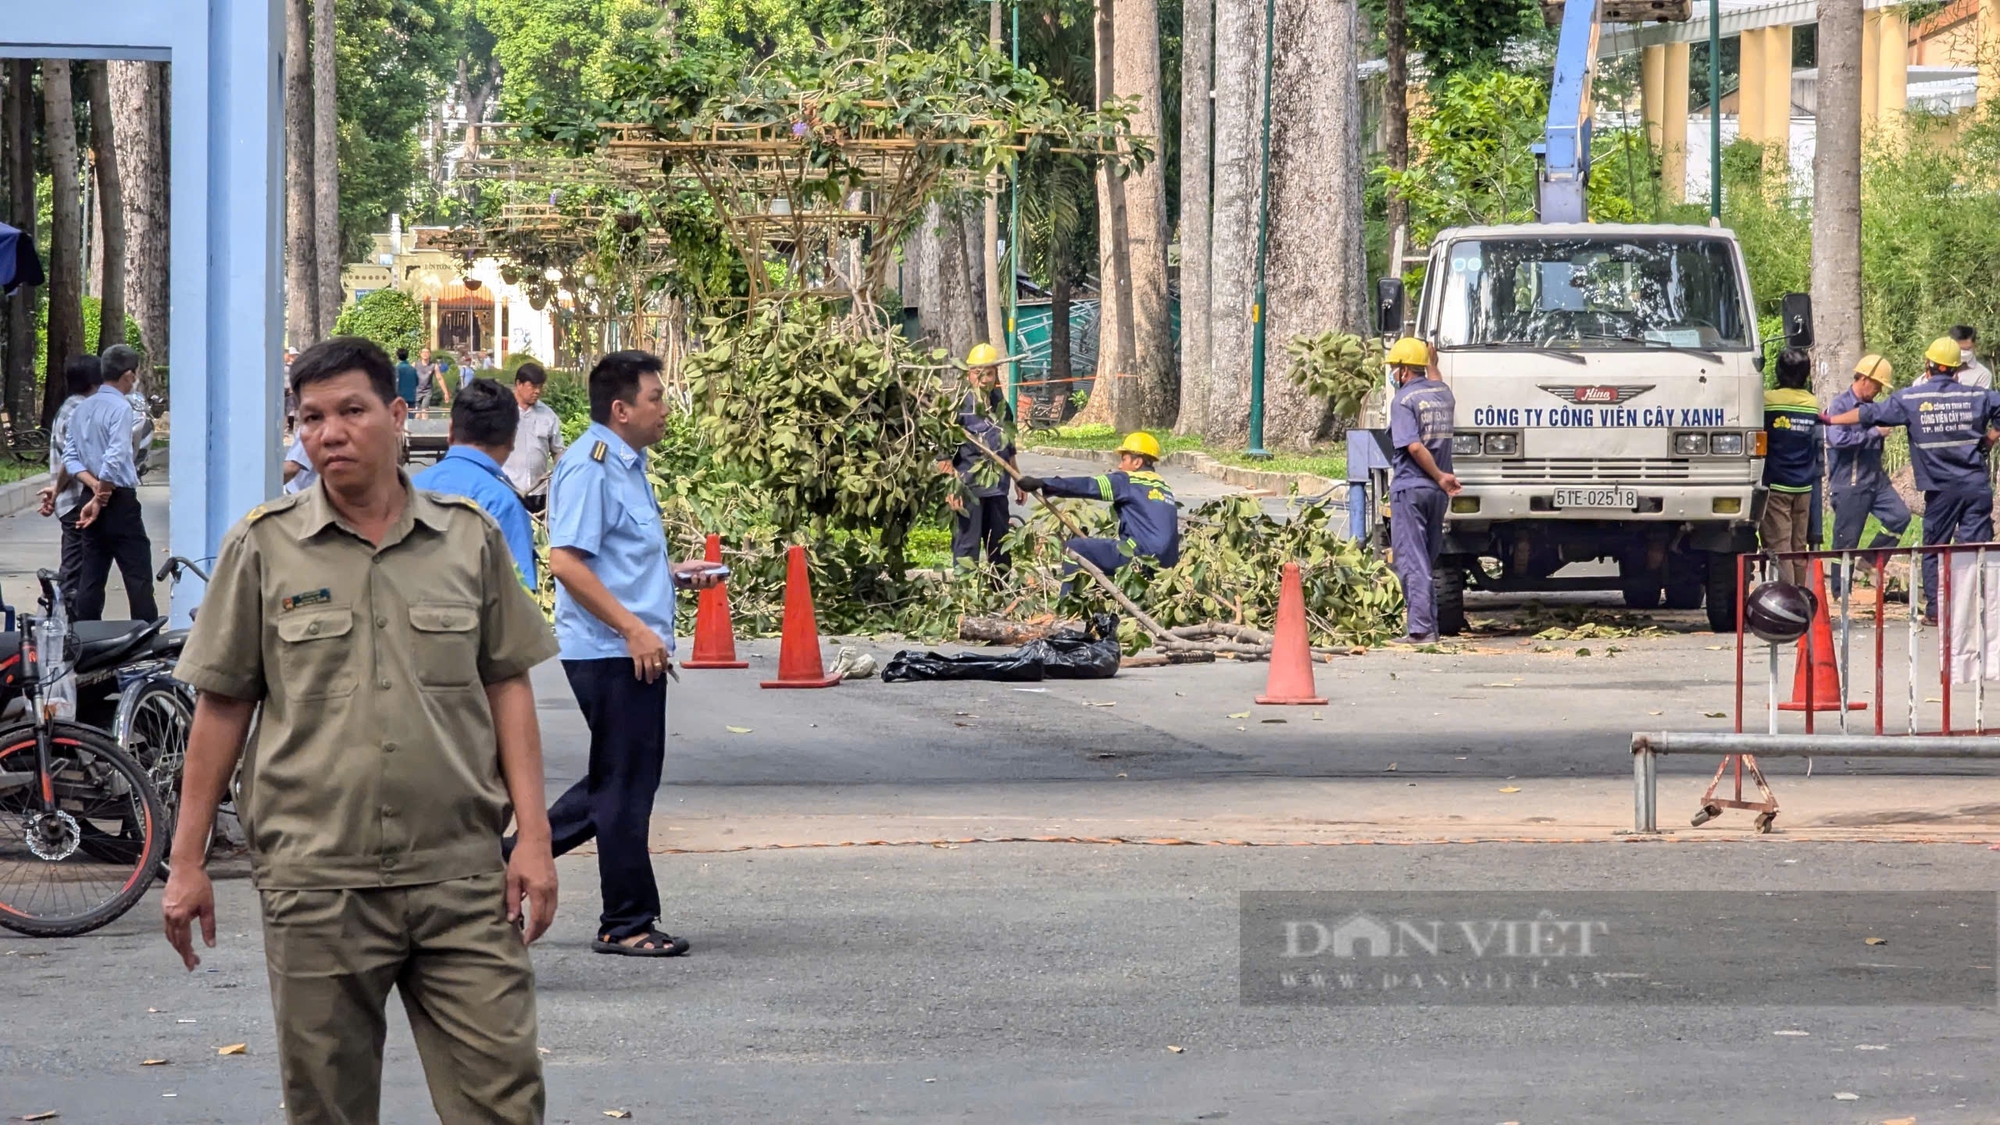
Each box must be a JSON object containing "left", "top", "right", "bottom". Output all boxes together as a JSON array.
[{"left": 1553, "top": 487, "right": 1637, "bottom": 510}]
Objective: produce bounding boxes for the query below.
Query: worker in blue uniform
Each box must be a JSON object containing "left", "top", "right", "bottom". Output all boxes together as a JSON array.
[
  {"left": 1016, "top": 432, "right": 1180, "bottom": 586},
  {"left": 1385, "top": 336, "right": 1461, "bottom": 644},
  {"left": 1824, "top": 354, "right": 1910, "bottom": 596},
  {"left": 1824, "top": 337, "right": 2000, "bottom": 624}
]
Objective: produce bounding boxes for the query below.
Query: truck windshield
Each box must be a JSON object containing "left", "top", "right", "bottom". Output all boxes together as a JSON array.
[{"left": 1433, "top": 236, "right": 1750, "bottom": 350}]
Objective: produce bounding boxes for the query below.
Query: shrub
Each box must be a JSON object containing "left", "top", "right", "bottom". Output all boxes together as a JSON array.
[{"left": 333, "top": 289, "right": 423, "bottom": 355}]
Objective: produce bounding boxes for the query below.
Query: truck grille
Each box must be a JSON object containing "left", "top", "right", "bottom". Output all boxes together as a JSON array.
[{"left": 1463, "top": 458, "right": 1752, "bottom": 485}]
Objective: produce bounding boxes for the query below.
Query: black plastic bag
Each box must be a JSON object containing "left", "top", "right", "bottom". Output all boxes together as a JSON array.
[{"left": 882, "top": 614, "right": 1123, "bottom": 683}]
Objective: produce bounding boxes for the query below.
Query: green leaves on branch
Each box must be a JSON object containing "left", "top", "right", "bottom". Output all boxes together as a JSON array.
[
  {"left": 334, "top": 289, "right": 424, "bottom": 355},
  {"left": 1285, "top": 332, "right": 1383, "bottom": 422}
]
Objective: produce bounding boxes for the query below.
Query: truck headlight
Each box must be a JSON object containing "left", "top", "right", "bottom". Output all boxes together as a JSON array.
[
  {"left": 1451, "top": 433, "right": 1483, "bottom": 456},
  {"left": 1483, "top": 432, "right": 1519, "bottom": 456},
  {"left": 1709, "top": 432, "right": 1743, "bottom": 455},
  {"left": 1673, "top": 432, "right": 1709, "bottom": 456}
]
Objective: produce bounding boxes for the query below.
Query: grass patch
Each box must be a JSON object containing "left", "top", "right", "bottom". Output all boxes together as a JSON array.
[
  {"left": 0, "top": 459, "right": 49, "bottom": 486},
  {"left": 1019, "top": 423, "right": 1347, "bottom": 480}
]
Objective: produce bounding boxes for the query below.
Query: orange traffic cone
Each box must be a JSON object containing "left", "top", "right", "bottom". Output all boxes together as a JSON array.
[
  {"left": 1778, "top": 558, "right": 1866, "bottom": 712},
  {"left": 1256, "top": 561, "right": 1328, "bottom": 706},
  {"left": 760, "top": 545, "right": 841, "bottom": 689},
  {"left": 681, "top": 533, "right": 748, "bottom": 670}
]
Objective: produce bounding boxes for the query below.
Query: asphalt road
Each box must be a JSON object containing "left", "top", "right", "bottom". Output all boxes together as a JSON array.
[{"left": 7, "top": 844, "right": 1997, "bottom": 1123}]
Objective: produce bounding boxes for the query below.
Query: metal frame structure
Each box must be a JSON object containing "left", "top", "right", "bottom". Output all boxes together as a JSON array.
[{"left": 5, "top": 2, "right": 283, "bottom": 621}]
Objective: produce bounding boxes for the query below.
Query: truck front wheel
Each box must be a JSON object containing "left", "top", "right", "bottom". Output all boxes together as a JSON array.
[{"left": 1434, "top": 558, "right": 1468, "bottom": 637}]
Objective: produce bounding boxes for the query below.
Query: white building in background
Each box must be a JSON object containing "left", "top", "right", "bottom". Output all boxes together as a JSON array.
[{"left": 338, "top": 218, "right": 556, "bottom": 366}]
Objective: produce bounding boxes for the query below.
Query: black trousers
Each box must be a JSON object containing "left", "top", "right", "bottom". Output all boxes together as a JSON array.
[
  {"left": 547, "top": 658, "right": 667, "bottom": 941},
  {"left": 56, "top": 500, "right": 85, "bottom": 614},
  {"left": 950, "top": 493, "right": 1012, "bottom": 572},
  {"left": 75, "top": 488, "right": 157, "bottom": 622}
]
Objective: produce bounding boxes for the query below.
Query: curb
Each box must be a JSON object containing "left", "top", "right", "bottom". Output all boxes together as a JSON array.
[
  {"left": 1028, "top": 445, "right": 1343, "bottom": 499},
  {"left": 0, "top": 471, "right": 51, "bottom": 520}
]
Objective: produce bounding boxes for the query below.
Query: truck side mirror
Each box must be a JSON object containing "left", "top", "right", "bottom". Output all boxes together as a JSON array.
[
  {"left": 1376, "top": 277, "right": 1406, "bottom": 338},
  {"left": 1780, "top": 292, "right": 1814, "bottom": 349}
]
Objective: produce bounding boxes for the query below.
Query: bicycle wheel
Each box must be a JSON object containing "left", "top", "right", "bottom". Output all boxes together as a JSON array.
[
  {"left": 121, "top": 680, "right": 194, "bottom": 828},
  {"left": 0, "top": 721, "right": 167, "bottom": 937}
]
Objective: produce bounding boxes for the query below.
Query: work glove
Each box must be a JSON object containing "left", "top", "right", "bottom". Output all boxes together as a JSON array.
[{"left": 1015, "top": 476, "right": 1045, "bottom": 493}]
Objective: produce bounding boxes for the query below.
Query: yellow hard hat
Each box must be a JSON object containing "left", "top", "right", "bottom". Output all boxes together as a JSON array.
[
  {"left": 1385, "top": 336, "right": 1431, "bottom": 367},
  {"left": 1854, "top": 354, "right": 1892, "bottom": 384},
  {"left": 1925, "top": 337, "right": 1964, "bottom": 368},
  {"left": 1115, "top": 431, "right": 1163, "bottom": 461},
  {"left": 965, "top": 342, "right": 1002, "bottom": 368}
]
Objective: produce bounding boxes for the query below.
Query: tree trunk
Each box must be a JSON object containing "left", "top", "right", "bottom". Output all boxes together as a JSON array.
[
  {"left": 1176, "top": 0, "right": 1214, "bottom": 436},
  {"left": 1384, "top": 0, "right": 1409, "bottom": 248},
  {"left": 1262, "top": 0, "right": 1369, "bottom": 449},
  {"left": 1206, "top": 0, "right": 1262, "bottom": 444},
  {"left": 1109, "top": 0, "right": 1178, "bottom": 431},
  {"left": 1051, "top": 271, "right": 1074, "bottom": 407},
  {"left": 3, "top": 62, "right": 40, "bottom": 422},
  {"left": 87, "top": 64, "right": 128, "bottom": 358},
  {"left": 1811, "top": 0, "right": 1864, "bottom": 399},
  {"left": 313, "top": 0, "right": 342, "bottom": 338},
  {"left": 109, "top": 62, "right": 168, "bottom": 373},
  {"left": 1078, "top": 0, "right": 1137, "bottom": 427},
  {"left": 42, "top": 61, "right": 85, "bottom": 427},
  {"left": 284, "top": 0, "right": 318, "bottom": 347},
  {"left": 915, "top": 200, "right": 983, "bottom": 362},
  {"left": 982, "top": 0, "right": 1006, "bottom": 351}
]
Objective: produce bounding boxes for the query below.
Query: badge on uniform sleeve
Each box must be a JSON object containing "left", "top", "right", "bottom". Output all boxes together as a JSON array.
[{"left": 282, "top": 588, "right": 332, "bottom": 612}]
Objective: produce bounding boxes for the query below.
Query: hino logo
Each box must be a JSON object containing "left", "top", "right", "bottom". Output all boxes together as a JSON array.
[{"left": 1540, "top": 384, "right": 1655, "bottom": 405}]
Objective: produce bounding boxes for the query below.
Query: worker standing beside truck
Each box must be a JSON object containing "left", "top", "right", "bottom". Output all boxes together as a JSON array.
[
  {"left": 1823, "top": 337, "right": 2000, "bottom": 624},
  {"left": 1758, "top": 348, "right": 1821, "bottom": 586},
  {"left": 1384, "top": 337, "right": 1460, "bottom": 645},
  {"left": 1824, "top": 354, "right": 1910, "bottom": 594}
]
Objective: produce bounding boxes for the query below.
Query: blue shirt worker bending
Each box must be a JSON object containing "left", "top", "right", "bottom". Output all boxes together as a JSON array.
[
  {"left": 1824, "top": 354, "right": 1911, "bottom": 591},
  {"left": 1760, "top": 347, "right": 1822, "bottom": 587},
  {"left": 1016, "top": 431, "right": 1181, "bottom": 585},
  {"left": 1385, "top": 336, "right": 1460, "bottom": 644},
  {"left": 1825, "top": 336, "right": 2000, "bottom": 623},
  {"left": 518, "top": 350, "right": 723, "bottom": 958},
  {"left": 412, "top": 377, "right": 539, "bottom": 588}
]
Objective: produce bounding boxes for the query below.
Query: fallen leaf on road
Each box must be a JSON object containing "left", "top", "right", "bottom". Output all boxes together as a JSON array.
[
  {"left": 175, "top": 1019, "right": 196, "bottom": 1024},
  {"left": 1648, "top": 710, "right": 1663, "bottom": 716},
  {"left": 1773, "top": 1030, "right": 1810, "bottom": 1036},
  {"left": 725, "top": 726, "right": 753, "bottom": 734},
  {"left": 146, "top": 1008, "right": 162, "bottom": 1014},
  {"left": 1865, "top": 937, "right": 1887, "bottom": 946},
  {"left": 1706, "top": 645, "right": 1727, "bottom": 650},
  {"left": 1854, "top": 1044, "right": 1887, "bottom": 1050},
  {"left": 1261, "top": 718, "right": 1286, "bottom": 724},
  {"left": 1499, "top": 786, "right": 1521, "bottom": 794},
  {"left": 1227, "top": 711, "right": 1251, "bottom": 719},
  {"left": 1835, "top": 1092, "right": 1860, "bottom": 1101},
  {"left": 141, "top": 1058, "right": 170, "bottom": 1066},
  {"left": 217, "top": 1044, "right": 247, "bottom": 1056},
  {"left": 1482, "top": 682, "right": 1514, "bottom": 688},
  {"left": 603, "top": 1112, "right": 632, "bottom": 1120},
  {"left": 1085, "top": 701, "right": 1116, "bottom": 708},
  {"left": 1165, "top": 1045, "right": 1185, "bottom": 1053},
  {"left": 1235, "top": 725, "right": 1246, "bottom": 731},
  {"left": 1703, "top": 712, "right": 1727, "bottom": 718},
  {"left": 1385, "top": 763, "right": 1398, "bottom": 772},
  {"left": 1925, "top": 697, "right": 1943, "bottom": 703},
  {"left": 537, "top": 1048, "right": 551, "bottom": 1055},
  {"left": 1013, "top": 687, "right": 1048, "bottom": 693},
  {"left": 16, "top": 1113, "right": 58, "bottom": 1122},
  {"left": 1881, "top": 1118, "right": 1916, "bottom": 1125}
]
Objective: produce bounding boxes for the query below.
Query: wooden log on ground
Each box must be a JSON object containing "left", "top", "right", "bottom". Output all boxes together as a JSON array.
[{"left": 958, "top": 614, "right": 1077, "bottom": 645}]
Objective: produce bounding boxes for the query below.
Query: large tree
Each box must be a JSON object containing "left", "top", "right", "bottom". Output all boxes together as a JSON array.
[
  {"left": 1811, "top": 0, "right": 1864, "bottom": 397},
  {"left": 1262, "top": 0, "right": 1368, "bottom": 449},
  {"left": 1107, "top": 0, "right": 1177, "bottom": 429},
  {"left": 42, "top": 61, "right": 84, "bottom": 425},
  {"left": 1205, "top": 0, "right": 1260, "bottom": 442},
  {"left": 3, "top": 62, "right": 39, "bottom": 421},
  {"left": 284, "top": 0, "right": 318, "bottom": 346},
  {"left": 1383, "top": 0, "right": 1409, "bottom": 247},
  {"left": 314, "top": 0, "right": 342, "bottom": 338},
  {"left": 85, "top": 63, "right": 128, "bottom": 360},
  {"left": 108, "top": 62, "right": 168, "bottom": 367},
  {"left": 1176, "top": 0, "right": 1213, "bottom": 435}
]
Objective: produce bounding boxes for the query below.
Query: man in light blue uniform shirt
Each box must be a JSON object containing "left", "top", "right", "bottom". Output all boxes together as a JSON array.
[
  {"left": 412, "top": 377, "right": 537, "bottom": 587},
  {"left": 66, "top": 346, "right": 156, "bottom": 621},
  {"left": 511, "top": 350, "right": 721, "bottom": 958}
]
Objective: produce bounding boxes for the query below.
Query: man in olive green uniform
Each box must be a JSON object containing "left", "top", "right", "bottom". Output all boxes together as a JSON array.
[{"left": 162, "top": 336, "right": 561, "bottom": 1125}]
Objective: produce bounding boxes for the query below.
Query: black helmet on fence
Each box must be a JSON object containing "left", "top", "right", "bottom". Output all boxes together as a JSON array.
[{"left": 1744, "top": 580, "right": 1816, "bottom": 644}]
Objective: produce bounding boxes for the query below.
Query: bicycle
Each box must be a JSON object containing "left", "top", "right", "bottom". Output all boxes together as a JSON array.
[
  {"left": 0, "top": 410, "right": 49, "bottom": 464},
  {"left": 0, "top": 571, "right": 167, "bottom": 937}
]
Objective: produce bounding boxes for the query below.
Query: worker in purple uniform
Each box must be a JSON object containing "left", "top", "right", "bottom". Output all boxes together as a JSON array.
[{"left": 1385, "top": 337, "right": 1462, "bottom": 644}]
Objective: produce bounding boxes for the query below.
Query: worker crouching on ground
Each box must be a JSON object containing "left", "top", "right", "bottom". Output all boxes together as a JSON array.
[
  {"left": 1016, "top": 431, "right": 1181, "bottom": 588},
  {"left": 1824, "top": 354, "right": 1911, "bottom": 596},
  {"left": 1385, "top": 336, "right": 1459, "bottom": 645},
  {"left": 1759, "top": 347, "right": 1821, "bottom": 586},
  {"left": 939, "top": 342, "right": 1023, "bottom": 575},
  {"left": 1823, "top": 336, "right": 2000, "bottom": 625}
]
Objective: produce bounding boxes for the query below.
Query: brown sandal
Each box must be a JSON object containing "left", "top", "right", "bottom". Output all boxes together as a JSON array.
[{"left": 592, "top": 928, "right": 690, "bottom": 957}]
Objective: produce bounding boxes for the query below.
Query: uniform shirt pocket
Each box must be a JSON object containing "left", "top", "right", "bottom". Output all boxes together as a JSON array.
[
  {"left": 274, "top": 608, "right": 358, "bottom": 700},
  {"left": 408, "top": 602, "right": 480, "bottom": 688}
]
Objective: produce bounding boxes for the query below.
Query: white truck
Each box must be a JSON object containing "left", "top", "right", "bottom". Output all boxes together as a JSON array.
[{"left": 1367, "top": 222, "right": 1807, "bottom": 635}]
